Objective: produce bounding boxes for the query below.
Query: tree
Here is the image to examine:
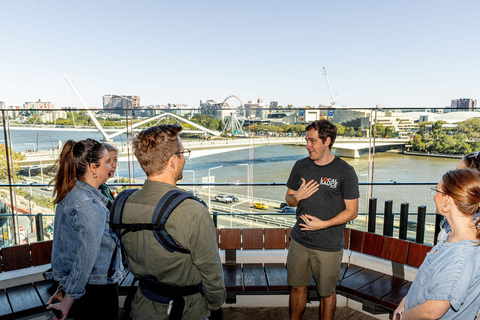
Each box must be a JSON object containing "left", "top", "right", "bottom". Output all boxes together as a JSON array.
[
  {"left": 412, "top": 133, "right": 426, "bottom": 151},
  {"left": 0, "top": 144, "right": 24, "bottom": 182},
  {"left": 335, "top": 123, "right": 345, "bottom": 136},
  {"left": 456, "top": 118, "right": 480, "bottom": 140},
  {"left": 384, "top": 126, "right": 396, "bottom": 138}
]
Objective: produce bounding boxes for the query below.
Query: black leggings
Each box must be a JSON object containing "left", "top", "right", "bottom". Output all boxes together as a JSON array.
[{"left": 68, "top": 283, "right": 119, "bottom": 320}]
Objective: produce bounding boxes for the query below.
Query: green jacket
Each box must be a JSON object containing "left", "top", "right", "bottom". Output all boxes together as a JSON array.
[{"left": 121, "top": 180, "right": 226, "bottom": 320}]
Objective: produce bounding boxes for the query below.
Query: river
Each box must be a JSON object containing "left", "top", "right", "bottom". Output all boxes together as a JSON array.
[{"left": 6, "top": 128, "right": 462, "bottom": 217}]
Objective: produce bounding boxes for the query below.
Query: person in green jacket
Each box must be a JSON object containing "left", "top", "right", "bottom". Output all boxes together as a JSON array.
[{"left": 120, "top": 124, "right": 226, "bottom": 320}]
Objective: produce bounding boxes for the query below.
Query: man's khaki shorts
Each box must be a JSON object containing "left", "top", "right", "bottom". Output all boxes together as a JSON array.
[{"left": 287, "top": 238, "right": 343, "bottom": 297}]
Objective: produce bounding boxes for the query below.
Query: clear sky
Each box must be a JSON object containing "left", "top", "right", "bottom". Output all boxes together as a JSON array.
[{"left": 1, "top": 0, "right": 479, "bottom": 109}]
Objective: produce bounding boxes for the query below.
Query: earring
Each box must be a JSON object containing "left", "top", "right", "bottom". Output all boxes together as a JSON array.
[
  {"left": 93, "top": 172, "right": 98, "bottom": 179},
  {"left": 442, "top": 206, "right": 448, "bottom": 213}
]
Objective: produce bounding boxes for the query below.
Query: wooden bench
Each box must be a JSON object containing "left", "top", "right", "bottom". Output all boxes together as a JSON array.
[
  {"left": 117, "top": 227, "right": 432, "bottom": 316},
  {"left": 218, "top": 228, "right": 319, "bottom": 304},
  {"left": 215, "top": 227, "right": 432, "bottom": 315},
  {"left": 339, "top": 229, "right": 431, "bottom": 314},
  {"left": 0, "top": 240, "right": 55, "bottom": 319}
]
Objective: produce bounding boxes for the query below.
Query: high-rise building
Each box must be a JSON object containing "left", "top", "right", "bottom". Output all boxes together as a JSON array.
[
  {"left": 24, "top": 99, "right": 54, "bottom": 110},
  {"left": 270, "top": 101, "right": 279, "bottom": 109},
  {"left": 449, "top": 98, "right": 477, "bottom": 112},
  {"left": 103, "top": 95, "right": 140, "bottom": 110}
]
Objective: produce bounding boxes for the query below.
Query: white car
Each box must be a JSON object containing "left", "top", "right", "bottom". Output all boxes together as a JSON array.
[{"left": 215, "top": 195, "right": 233, "bottom": 203}]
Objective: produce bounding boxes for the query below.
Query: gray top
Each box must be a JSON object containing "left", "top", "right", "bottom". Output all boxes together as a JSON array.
[
  {"left": 405, "top": 235, "right": 480, "bottom": 319},
  {"left": 287, "top": 156, "right": 359, "bottom": 251}
]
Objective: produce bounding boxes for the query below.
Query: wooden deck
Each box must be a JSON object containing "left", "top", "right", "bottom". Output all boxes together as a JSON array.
[
  {"left": 116, "top": 307, "right": 379, "bottom": 320},
  {"left": 209, "top": 307, "right": 378, "bottom": 320}
]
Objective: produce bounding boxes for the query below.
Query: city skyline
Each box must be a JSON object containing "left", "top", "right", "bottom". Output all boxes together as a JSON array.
[{"left": 1, "top": 0, "right": 479, "bottom": 109}]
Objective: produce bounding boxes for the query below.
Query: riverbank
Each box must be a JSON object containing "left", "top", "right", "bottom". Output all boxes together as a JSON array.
[{"left": 401, "top": 150, "right": 463, "bottom": 159}]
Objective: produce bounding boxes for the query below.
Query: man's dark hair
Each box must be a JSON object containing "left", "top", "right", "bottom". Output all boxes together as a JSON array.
[{"left": 305, "top": 120, "right": 337, "bottom": 149}]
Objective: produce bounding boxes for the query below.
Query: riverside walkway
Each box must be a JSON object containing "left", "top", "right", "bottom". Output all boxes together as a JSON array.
[{"left": 19, "top": 136, "right": 409, "bottom": 167}]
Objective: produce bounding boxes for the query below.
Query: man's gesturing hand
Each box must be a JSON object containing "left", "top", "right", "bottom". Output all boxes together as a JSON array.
[{"left": 293, "top": 178, "right": 319, "bottom": 202}]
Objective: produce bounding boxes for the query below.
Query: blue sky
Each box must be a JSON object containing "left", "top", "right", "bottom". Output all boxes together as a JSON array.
[{"left": 1, "top": 0, "right": 479, "bottom": 109}]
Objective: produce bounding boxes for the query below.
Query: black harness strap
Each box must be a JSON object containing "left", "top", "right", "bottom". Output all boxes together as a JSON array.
[{"left": 110, "top": 189, "right": 207, "bottom": 254}]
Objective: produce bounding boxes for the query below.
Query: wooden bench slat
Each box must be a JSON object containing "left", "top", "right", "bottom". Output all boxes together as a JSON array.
[
  {"left": 356, "top": 275, "right": 408, "bottom": 304},
  {"left": 7, "top": 284, "right": 44, "bottom": 315},
  {"left": 30, "top": 241, "right": 53, "bottom": 267},
  {"left": 34, "top": 280, "right": 57, "bottom": 306},
  {"left": 344, "top": 228, "right": 350, "bottom": 249},
  {"left": 264, "top": 229, "right": 286, "bottom": 249},
  {"left": 362, "top": 233, "right": 385, "bottom": 258},
  {"left": 341, "top": 264, "right": 364, "bottom": 280},
  {"left": 264, "top": 263, "right": 288, "bottom": 291},
  {"left": 242, "top": 229, "right": 264, "bottom": 250},
  {"left": 338, "top": 268, "right": 384, "bottom": 296},
  {"left": 349, "top": 229, "right": 364, "bottom": 252},
  {"left": 220, "top": 229, "right": 242, "bottom": 250},
  {"left": 406, "top": 243, "right": 432, "bottom": 268},
  {"left": 0, "top": 290, "right": 12, "bottom": 318},
  {"left": 380, "top": 281, "right": 412, "bottom": 310},
  {"left": 2, "top": 244, "right": 31, "bottom": 272},
  {"left": 222, "top": 264, "right": 243, "bottom": 291},
  {"left": 119, "top": 270, "right": 138, "bottom": 296},
  {"left": 383, "top": 237, "right": 410, "bottom": 264},
  {"left": 286, "top": 229, "right": 291, "bottom": 249},
  {"left": 243, "top": 263, "right": 267, "bottom": 291}
]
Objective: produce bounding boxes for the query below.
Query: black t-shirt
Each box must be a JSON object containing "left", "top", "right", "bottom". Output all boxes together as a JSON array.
[{"left": 286, "top": 156, "right": 359, "bottom": 251}]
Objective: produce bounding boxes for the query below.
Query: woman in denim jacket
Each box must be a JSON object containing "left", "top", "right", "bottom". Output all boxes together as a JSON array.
[{"left": 46, "top": 139, "right": 125, "bottom": 320}]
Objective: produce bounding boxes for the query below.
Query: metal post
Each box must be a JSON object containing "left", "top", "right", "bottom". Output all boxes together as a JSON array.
[
  {"left": 416, "top": 205, "right": 426, "bottom": 244},
  {"left": 368, "top": 198, "right": 377, "bottom": 233},
  {"left": 35, "top": 213, "right": 44, "bottom": 241},
  {"left": 212, "top": 213, "right": 218, "bottom": 228},
  {"left": 2, "top": 110, "right": 19, "bottom": 245},
  {"left": 383, "top": 200, "right": 394, "bottom": 237},
  {"left": 399, "top": 203, "right": 409, "bottom": 240},
  {"left": 434, "top": 214, "right": 442, "bottom": 245}
]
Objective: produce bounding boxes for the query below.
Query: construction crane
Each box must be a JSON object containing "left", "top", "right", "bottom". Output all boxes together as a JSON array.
[{"left": 323, "top": 67, "right": 338, "bottom": 106}]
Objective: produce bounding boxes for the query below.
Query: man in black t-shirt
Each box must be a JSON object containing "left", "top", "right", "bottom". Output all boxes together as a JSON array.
[{"left": 285, "top": 120, "right": 359, "bottom": 320}]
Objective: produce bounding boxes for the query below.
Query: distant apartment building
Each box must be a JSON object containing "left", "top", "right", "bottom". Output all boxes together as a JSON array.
[
  {"left": 267, "top": 111, "right": 297, "bottom": 124},
  {"left": 244, "top": 98, "right": 268, "bottom": 119},
  {"left": 40, "top": 111, "right": 68, "bottom": 123},
  {"left": 103, "top": 95, "right": 140, "bottom": 110},
  {"left": 162, "top": 103, "right": 197, "bottom": 117},
  {"left": 449, "top": 98, "right": 477, "bottom": 112},
  {"left": 200, "top": 99, "right": 224, "bottom": 119},
  {"left": 24, "top": 99, "right": 54, "bottom": 110},
  {"left": 270, "top": 101, "right": 279, "bottom": 109},
  {"left": 0, "top": 101, "right": 4, "bottom": 109}
]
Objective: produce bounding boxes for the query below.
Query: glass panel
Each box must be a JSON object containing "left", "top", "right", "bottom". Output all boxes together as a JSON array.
[{"left": 1, "top": 106, "right": 464, "bottom": 247}]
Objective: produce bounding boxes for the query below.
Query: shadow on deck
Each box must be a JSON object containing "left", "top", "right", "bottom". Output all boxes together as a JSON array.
[{"left": 117, "top": 306, "right": 378, "bottom": 320}]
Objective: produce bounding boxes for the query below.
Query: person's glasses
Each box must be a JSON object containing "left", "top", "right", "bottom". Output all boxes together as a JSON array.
[
  {"left": 468, "top": 151, "right": 480, "bottom": 159},
  {"left": 86, "top": 139, "right": 101, "bottom": 164},
  {"left": 173, "top": 149, "right": 191, "bottom": 161},
  {"left": 430, "top": 186, "right": 446, "bottom": 196}
]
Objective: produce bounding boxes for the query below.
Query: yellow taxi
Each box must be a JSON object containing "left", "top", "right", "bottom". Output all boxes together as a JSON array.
[{"left": 254, "top": 202, "right": 269, "bottom": 210}]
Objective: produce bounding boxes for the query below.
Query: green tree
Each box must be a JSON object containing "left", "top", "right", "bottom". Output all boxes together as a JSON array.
[
  {"left": 0, "top": 144, "right": 24, "bottom": 181},
  {"left": 412, "top": 133, "right": 426, "bottom": 151},
  {"left": 456, "top": 118, "right": 480, "bottom": 140}
]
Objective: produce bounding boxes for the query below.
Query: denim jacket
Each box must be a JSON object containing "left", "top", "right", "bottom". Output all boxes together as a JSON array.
[{"left": 51, "top": 180, "right": 125, "bottom": 299}]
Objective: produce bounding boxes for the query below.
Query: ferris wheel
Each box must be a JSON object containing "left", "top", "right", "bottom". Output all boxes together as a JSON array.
[
  {"left": 222, "top": 95, "right": 243, "bottom": 109},
  {"left": 222, "top": 95, "right": 244, "bottom": 134}
]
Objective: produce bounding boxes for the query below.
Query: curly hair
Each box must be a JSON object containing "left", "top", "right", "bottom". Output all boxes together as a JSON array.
[{"left": 133, "top": 125, "right": 183, "bottom": 176}]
